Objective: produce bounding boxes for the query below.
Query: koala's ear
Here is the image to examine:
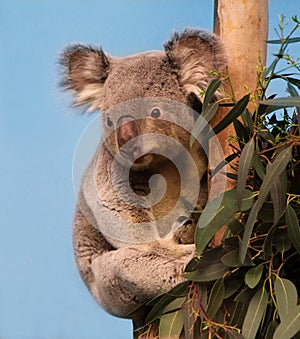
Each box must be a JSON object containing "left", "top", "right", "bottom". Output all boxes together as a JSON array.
[
  {"left": 164, "top": 29, "right": 226, "bottom": 99},
  {"left": 59, "top": 45, "right": 110, "bottom": 111}
]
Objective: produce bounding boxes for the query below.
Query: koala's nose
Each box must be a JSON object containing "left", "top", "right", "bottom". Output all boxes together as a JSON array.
[
  {"left": 117, "top": 116, "right": 141, "bottom": 159},
  {"left": 117, "top": 116, "right": 139, "bottom": 147}
]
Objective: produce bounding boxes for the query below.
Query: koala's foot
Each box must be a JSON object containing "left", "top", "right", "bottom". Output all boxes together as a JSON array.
[{"left": 172, "top": 216, "right": 196, "bottom": 244}]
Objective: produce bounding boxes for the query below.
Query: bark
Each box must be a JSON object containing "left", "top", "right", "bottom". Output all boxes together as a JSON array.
[{"left": 211, "top": 0, "right": 268, "bottom": 245}]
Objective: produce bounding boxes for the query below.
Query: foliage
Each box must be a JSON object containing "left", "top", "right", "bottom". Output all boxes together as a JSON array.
[{"left": 141, "top": 16, "right": 300, "bottom": 339}]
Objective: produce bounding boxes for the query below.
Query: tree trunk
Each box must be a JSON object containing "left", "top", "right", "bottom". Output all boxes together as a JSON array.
[{"left": 210, "top": 0, "right": 268, "bottom": 245}]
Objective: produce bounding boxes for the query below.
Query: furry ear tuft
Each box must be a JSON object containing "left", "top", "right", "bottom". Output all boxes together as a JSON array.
[
  {"left": 164, "top": 29, "right": 226, "bottom": 99},
  {"left": 59, "top": 45, "right": 110, "bottom": 110}
]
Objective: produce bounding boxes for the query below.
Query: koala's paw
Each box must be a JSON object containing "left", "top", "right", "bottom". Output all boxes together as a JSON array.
[{"left": 172, "top": 216, "right": 196, "bottom": 244}]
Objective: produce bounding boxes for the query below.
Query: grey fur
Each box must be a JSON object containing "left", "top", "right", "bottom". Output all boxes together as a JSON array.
[{"left": 60, "top": 29, "right": 226, "bottom": 331}]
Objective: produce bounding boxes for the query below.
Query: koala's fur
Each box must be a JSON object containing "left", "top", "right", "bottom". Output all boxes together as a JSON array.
[{"left": 60, "top": 29, "right": 225, "bottom": 333}]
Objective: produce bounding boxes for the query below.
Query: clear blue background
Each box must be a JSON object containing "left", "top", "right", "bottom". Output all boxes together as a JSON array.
[{"left": 0, "top": 1, "right": 298, "bottom": 338}]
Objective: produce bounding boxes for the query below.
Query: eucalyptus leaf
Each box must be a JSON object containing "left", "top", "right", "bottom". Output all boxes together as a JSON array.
[
  {"left": 273, "top": 306, "right": 300, "bottom": 339},
  {"left": 203, "top": 79, "right": 222, "bottom": 111},
  {"left": 274, "top": 278, "right": 298, "bottom": 321},
  {"left": 240, "top": 146, "right": 292, "bottom": 263},
  {"left": 265, "top": 320, "right": 279, "bottom": 339},
  {"left": 274, "top": 228, "right": 291, "bottom": 253},
  {"left": 252, "top": 152, "right": 265, "bottom": 180},
  {"left": 241, "top": 109, "right": 254, "bottom": 133},
  {"left": 286, "top": 76, "right": 300, "bottom": 90},
  {"left": 266, "top": 37, "right": 300, "bottom": 44},
  {"left": 234, "top": 287, "right": 256, "bottom": 303},
  {"left": 259, "top": 96, "right": 300, "bottom": 107},
  {"left": 159, "top": 297, "right": 186, "bottom": 339},
  {"left": 224, "top": 277, "right": 244, "bottom": 299},
  {"left": 270, "top": 170, "right": 287, "bottom": 226},
  {"left": 211, "top": 153, "right": 238, "bottom": 178},
  {"left": 183, "top": 262, "right": 228, "bottom": 282},
  {"left": 212, "top": 94, "right": 250, "bottom": 136},
  {"left": 207, "top": 279, "right": 225, "bottom": 319},
  {"left": 286, "top": 204, "right": 300, "bottom": 255},
  {"left": 245, "top": 265, "right": 263, "bottom": 289},
  {"left": 242, "top": 288, "right": 268, "bottom": 339},
  {"left": 234, "top": 119, "right": 249, "bottom": 143},
  {"left": 227, "top": 217, "right": 244, "bottom": 235},
  {"left": 222, "top": 248, "right": 254, "bottom": 268},
  {"left": 146, "top": 282, "right": 189, "bottom": 322},
  {"left": 226, "top": 331, "right": 245, "bottom": 339},
  {"left": 183, "top": 307, "right": 194, "bottom": 339},
  {"left": 263, "top": 225, "right": 276, "bottom": 259},
  {"left": 229, "top": 301, "right": 249, "bottom": 329},
  {"left": 196, "top": 189, "right": 254, "bottom": 255},
  {"left": 190, "top": 101, "right": 219, "bottom": 146},
  {"left": 221, "top": 249, "right": 241, "bottom": 267},
  {"left": 262, "top": 59, "right": 277, "bottom": 79},
  {"left": 287, "top": 81, "right": 299, "bottom": 97},
  {"left": 237, "top": 138, "right": 255, "bottom": 209}
]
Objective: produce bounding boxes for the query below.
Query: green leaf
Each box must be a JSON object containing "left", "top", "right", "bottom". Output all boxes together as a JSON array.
[
  {"left": 259, "top": 96, "right": 300, "bottom": 107},
  {"left": 191, "top": 101, "right": 219, "bottom": 145},
  {"left": 274, "top": 229, "right": 291, "bottom": 253},
  {"left": 265, "top": 320, "right": 279, "bottom": 339},
  {"left": 270, "top": 170, "right": 287, "bottom": 226},
  {"left": 221, "top": 249, "right": 241, "bottom": 267},
  {"left": 240, "top": 204, "right": 260, "bottom": 264},
  {"left": 252, "top": 152, "right": 265, "bottom": 180},
  {"left": 262, "top": 59, "right": 277, "bottom": 80},
  {"left": 240, "top": 146, "right": 292, "bottom": 263},
  {"left": 224, "top": 277, "right": 243, "bottom": 299},
  {"left": 207, "top": 279, "right": 225, "bottom": 319},
  {"left": 183, "top": 306, "right": 195, "bottom": 339},
  {"left": 286, "top": 77, "right": 300, "bottom": 90},
  {"left": 237, "top": 138, "right": 255, "bottom": 209},
  {"left": 266, "top": 37, "right": 300, "bottom": 44},
  {"left": 227, "top": 217, "right": 244, "bottom": 235},
  {"left": 211, "top": 153, "right": 238, "bottom": 178},
  {"left": 245, "top": 265, "right": 263, "bottom": 289},
  {"left": 195, "top": 201, "right": 234, "bottom": 256},
  {"left": 242, "top": 288, "right": 268, "bottom": 339},
  {"left": 263, "top": 225, "right": 276, "bottom": 259},
  {"left": 286, "top": 204, "right": 300, "bottom": 255},
  {"left": 241, "top": 109, "right": 254, "bottom": 133},
  {"left": 221, "top": 248, "right": 253, "bottom": 267},
  {"left": 229, "top": 302, "right": 249, "bottom": 329},
  {"left": 195, "top": 189, "right": 254, "bottom": 255},
  {"left": 183, "top": 262, "right": 228, "bottom": 282},
  {"left": 273, "top": 307, "right": 300, "bottom": 339},
  {"left": 234, "top": 119, "right": 250, "bottom": 143},
  {"left": 286, "top": 82, "right": 300, "bottom": 134},
  {"left": 234, "top": 287, "right": 256, "bottom": 303},
  {"left": 159, "top": 297, "right": 185, "bottom": 339},
  {"left": 212, "top": 94, "right": 250, "bottom": 136},
  {"left": 203, "top": 79, "right": 222, "bottom": 111},
  {"left": 146, "top": 282, "right": 189, "bottom": 322},
  {"left": 287, "top": 81, "right": 299, "bottom": 97},
  {"left": 275, "top": 278, "right": 298, "bottom": 321}
]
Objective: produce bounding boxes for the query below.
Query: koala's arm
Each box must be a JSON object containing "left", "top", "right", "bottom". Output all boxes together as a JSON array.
[{"left": 73, "top": 206, "right": 194, "bottom": 318}]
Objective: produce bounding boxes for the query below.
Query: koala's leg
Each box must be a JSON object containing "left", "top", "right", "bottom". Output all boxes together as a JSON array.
[{"left": 73, "top": 206, "right": 194, "bottom": 321}]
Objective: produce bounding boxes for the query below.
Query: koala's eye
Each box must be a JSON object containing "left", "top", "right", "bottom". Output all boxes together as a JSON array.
[
  {"left": 150, "top": 108, "right": 161, "bottom": 119},
  {"left": 106, "top": 116, "right": 113, "bottom": 127}
]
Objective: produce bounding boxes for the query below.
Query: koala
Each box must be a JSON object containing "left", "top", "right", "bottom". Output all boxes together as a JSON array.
[{"left": 60, "top": 29, "right": 225, "bottom": 335}]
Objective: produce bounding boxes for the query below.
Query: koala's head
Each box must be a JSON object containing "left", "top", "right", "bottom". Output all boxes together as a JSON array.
[{"left": 60, "top": 29, "right": 225, "bottom": 168}]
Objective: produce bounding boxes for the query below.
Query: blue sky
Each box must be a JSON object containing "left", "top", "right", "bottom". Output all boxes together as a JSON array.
[{"left": 0, "top": 1, "right": 298, "bottom": 339}]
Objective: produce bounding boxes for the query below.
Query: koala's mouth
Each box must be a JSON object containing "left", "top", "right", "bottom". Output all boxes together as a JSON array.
[{"left": 133, "top": 153, "right": 155, "bottom": 166}]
